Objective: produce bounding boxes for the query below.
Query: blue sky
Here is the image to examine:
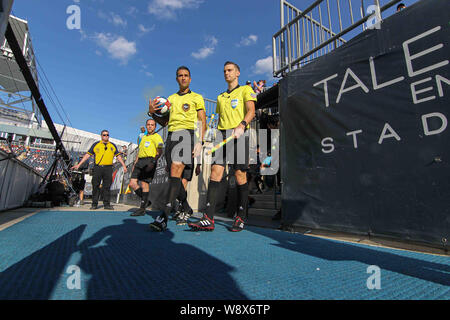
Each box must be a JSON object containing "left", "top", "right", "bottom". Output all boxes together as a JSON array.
[
  {"left": 10, "top": 0, "right": 417, "bottom": 145},
  {"left": 11, "top": 0, "right": 283, "bottom": 144}
]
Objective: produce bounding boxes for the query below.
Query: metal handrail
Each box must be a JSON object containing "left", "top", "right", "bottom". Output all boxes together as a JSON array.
[{"left": 273, "top": 0, "right": 404, "bottom": 77}]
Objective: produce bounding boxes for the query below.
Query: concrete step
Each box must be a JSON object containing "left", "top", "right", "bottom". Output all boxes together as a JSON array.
[
  {"left": 247, "top": 207, "right": 279, "bottom": 218},
  {"left": 249, "top": 193, "right": 281, "bottom": 202},
  {"left": 250, "top": 200, "right": 281, "bottom": 210}
]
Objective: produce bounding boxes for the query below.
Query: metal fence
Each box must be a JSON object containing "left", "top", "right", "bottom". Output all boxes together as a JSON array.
[
  {"left": 273, "top": 0, "right": 405, "bottom": 76},
  {"left": 0, "top": 149, "right": 43, "bottom": 211}
]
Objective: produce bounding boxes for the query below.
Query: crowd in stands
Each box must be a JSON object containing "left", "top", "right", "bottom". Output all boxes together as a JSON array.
[{"left": 0, "top": 142, "right": 91, "bottom": 176}]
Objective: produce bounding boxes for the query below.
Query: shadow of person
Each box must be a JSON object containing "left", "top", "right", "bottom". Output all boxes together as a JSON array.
[
  {"left": 248, "top": 226, "right": 450, "bottom": 287},
  {"left": 77, "top": 219, "right": 247, "bottom": 299},
  {"left": 0, "top": 225, "right": 87, "bottom": 300}
]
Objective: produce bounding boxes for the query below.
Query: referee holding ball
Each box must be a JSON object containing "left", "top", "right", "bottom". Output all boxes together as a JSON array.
[{"left": 147, "top": 66, "right": 207, "bottom": 232}]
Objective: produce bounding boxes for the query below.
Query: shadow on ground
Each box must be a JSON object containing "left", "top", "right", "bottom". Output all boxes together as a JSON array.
[
  {"left": 248, "top": 226, "right": 450, "bottom": 287},
  {"left": 0, "top": 216, "right": 247, "bottom": 300}
]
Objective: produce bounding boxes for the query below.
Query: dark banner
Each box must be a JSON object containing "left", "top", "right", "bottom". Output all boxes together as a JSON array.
[
  {"left": 280, "top": 0, "right": 449, "bottom": 246},
  {"left": 148, "top": 154, "right": 170, "bottom": 210}
]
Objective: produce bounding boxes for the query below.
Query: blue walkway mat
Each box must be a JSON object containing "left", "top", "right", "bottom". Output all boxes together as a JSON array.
[{"left": 0, "top": 210, "right": 448, "bottom": 300}]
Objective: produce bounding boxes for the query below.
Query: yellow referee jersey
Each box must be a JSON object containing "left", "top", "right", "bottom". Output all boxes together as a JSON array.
[
  {"left": 138, "top": 133, "right": 164, "bottom": 158},
  {"left": 167, "top": 90, "right": 205, "bottom": 132},
  {"left": 216, "top": 85, "right": 257, "bottom": 130},
  {"left": 87, "top": 141, "right": 120, "bottom": 165}
]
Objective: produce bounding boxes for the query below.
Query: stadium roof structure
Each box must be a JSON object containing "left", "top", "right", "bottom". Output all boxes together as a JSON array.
[{"left": 0, "top": 15, "right": 40, "bottom": 125}]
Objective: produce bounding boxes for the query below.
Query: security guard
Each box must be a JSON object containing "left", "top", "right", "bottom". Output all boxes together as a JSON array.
[
  {"left": 128, "top": 119, "right": 164, "bottom": 216},
  {"left": 189, "top": 61, "right": 256, "bottom": 232},
  {"left": 147, "top": 66, "right": 207, "bottom": 232},
  {"left": 73, "top": 130, "right": 127, "bottom": 210}
]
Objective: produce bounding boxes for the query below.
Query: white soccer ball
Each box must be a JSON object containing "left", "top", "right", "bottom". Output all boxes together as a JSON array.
[{"left": 154, "top": 96, "right": 171, "bottom": 117}]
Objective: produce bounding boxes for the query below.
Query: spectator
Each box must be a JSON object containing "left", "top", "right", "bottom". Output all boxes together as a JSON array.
[
  {"left": 137, "top": 126, "right": 146, "bottom": 145},
  {"left": 396, "top": 3, "right": 406, "bottom": 11},
  {"left": 253, "top": 80, "right": 267, "bottom": 94}
]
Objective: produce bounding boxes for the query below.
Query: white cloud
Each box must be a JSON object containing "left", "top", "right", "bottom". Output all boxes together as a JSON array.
[
  {"left": 127, "top": 6, "right": 138, "bottom": 17},
  {"left": 138, "top": 24, "right": 155, "bottom": 35},
  {"left": 94, "top": 33, "right": 137, "bottom": 64},
  {"left": 111, "top": 13, "right": 127, "bottom": 27},
  {"left": 253, "top": 56, "right": 273, "bottom": 76},
  {"left": 98, "top": 11, "right": 127, "bottom": 27},
  {"left": 148, "top": 0, "right": 204, "bottom": 19},
  {"left": 237, "top": 34, "right": 258, "bottom": 47},
  {"left": 191, "top": 36, "right": 218, "bottom": 60},
  {"left": 79, "top": 29, "right": 87, "bottom": 41}
]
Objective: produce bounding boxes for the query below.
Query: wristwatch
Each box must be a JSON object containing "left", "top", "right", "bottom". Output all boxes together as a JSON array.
[{"left": 240, "top": 120, "right": 248, "bottom": 127}]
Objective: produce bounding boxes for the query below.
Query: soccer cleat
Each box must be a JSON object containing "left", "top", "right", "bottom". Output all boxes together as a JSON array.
[
  {"left": 90, "top": 204, "right": 98, "bottom": 210},
  {"left": 103, "top": 204, "right": 114, "bottom": 210},
  {"left": 230, "top": 216, "right": 245, "bottom": 232},
  {"left": 172, "top": 209, "right": 182, "bottom": 221},
  {"left": 130, "top": 208, "right": 146, "bottom": 216},
  {"left": 188, "top": 214, "right": 215, "bottom": 231},
  {"left": 176, "top": 209, "right": 193, "bottom": 226},
  {"left": 149, "top": 215, "right": 167, "bottom": 232}
]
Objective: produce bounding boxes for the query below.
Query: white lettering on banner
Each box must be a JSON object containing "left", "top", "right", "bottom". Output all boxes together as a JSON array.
[
  {"left": 403, "top": 26, "right": 448, "bottom": 78},
  {"left": 336, "top": 68, "right": 370, "bottom": 104},
  {"left": 436, "top": 74, "right": 450, "bottom": 97},
  {"left": 313, "top": 74, "right": 338, "bottom": 107},
  {"left": 347, "top": 130, "right": 363, "bottom": 149},
  {"left": 311, "top": 24, "right": 448, "bottom": 154},
  {"left": 378, "top": 123, "right": 401, "bottom": 144},
  {"left": 422, "top": 112, "right": 448, "bottom": 136},
  {"left": 321, "top": 137, "right": 335, "bottom": 154},
  {"left": 321, "top": 113, "right": 448, "bottom": 154},
  {"left": 314, "top": 25, "right": 447, "bottom": 108},
  {"left": 369, "top": 56, "right": 404, "bottom": 90},
  {"left": 411, "top": 77, "right": 436, "bottom": 104}
]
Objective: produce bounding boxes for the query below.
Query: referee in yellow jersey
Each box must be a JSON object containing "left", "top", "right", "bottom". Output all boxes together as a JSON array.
[
  {"left": 128, "top": 119, "right": 164, "bottom": 216},
  {"left": 148, "top": 66, "right": 207, "bottom": 232},
  {"left": 189, "top": 61, "right": 256, "bottom": 232},
  {"left": 73, "top": 130, "right": 127, "bottom": 210}
]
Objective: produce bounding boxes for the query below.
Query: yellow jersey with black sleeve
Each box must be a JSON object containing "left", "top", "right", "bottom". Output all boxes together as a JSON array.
[
  {"left": 216, "top": 85, "right": 257, "bottom": 130},
  {"left": 87, "top": 141, "right": 120, "bottom": 166},
  {"left": 167, "top": 90, "right": 205, "bottom": 132},
  {"left": 138, "top": 133, "right": 164, "bottom": 158}
]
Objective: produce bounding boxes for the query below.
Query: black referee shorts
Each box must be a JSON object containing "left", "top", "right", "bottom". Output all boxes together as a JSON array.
[
  {"left": 131, "top": 157, "right": 156, "bottom": 183},
  {"left": 72, "top": 177, "right": 86, "bottom": 193},
  {"left": 165, "top": 129, "right": 195, "bottom": 181},
  {"left": 212, "top": 129, "right": 250, "bottom": 172}
]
